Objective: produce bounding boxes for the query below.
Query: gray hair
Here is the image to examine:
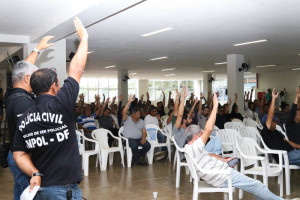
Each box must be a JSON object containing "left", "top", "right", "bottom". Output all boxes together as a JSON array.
[
  {"left": 12, "top": 61, "right": 38, "bottom": 84},
  {"left": 185, "top": 125, "right": 202, "bottom": 143}
]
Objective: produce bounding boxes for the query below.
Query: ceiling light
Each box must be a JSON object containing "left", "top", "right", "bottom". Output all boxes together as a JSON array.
[
  {"left": 149, "top": 56, "right": 168, "bottom": 61},
  {"left": 141, "top": 27, "right": 173, "bottom": 37},
  {"left": 87, "top": 51, "right": 95, "bottom": 54},
  {"left": 214, "top": 62, "right": 227, "bottom": 65},
  {"left": 202, "top": 70, "right": 215, "bottom": 73},
  {"left": 104, "top": 65, "right": 116, "bottom": 69},
  {"left": 164, "top": 74, "right": 175, "bottom": 77},
  {"left": 234, "top": 39, "right": 268, "bottom": 46},
  {"left": 129, "top": 73, "right": 138, "bottom": 75},
  {"left": 161, "top": 68, "right": 176, "bottom": 71},
  {"left": 256, "top": 65, "right": 276, "bottom": 68},
  {"left": 298, "top": 53, "right": 300, "bottom": 56},
  {"left": 292, "top": 68, "right": 300, "bottom": 71}
]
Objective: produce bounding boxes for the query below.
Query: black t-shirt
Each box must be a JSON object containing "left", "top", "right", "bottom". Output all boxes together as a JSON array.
[
  {"left": 261, "top": 124, "right": 293, "bottom": 162},
  {"left": 13, "top": 77, "right": 81, "bottom": 187},
  {"left": 215, "top": 114, "right": 230, "bottom": 129},
  {"left": 4, "top": 88, "right": 34, "bottom": 149},
  {"left": 286, "top": 103, "right": 300, "bottom": 144}
]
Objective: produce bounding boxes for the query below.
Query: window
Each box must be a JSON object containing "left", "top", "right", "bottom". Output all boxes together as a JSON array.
[
  {"left": 148, "top": 80, "right": 195, "bottom": 101},
  {"left": 212, "top": 79, "right": 228, "bottom": 104},
  {"left": 128, "top": 79, "right": 138, "bottom": 97},
  {"left": 244, "top": 76, "right": 257, "bottom": 101}
]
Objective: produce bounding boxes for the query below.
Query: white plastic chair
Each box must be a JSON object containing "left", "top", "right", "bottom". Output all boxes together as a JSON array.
[
  {"left": 163, "top": 118, "right": 174, "bottom": 161},
  {"left": 76, "top": 130, "right": 100, "bottom": 176},
  {"left": 224, "top": 122, "right": 245, "bottom": 133},
  {"left": 255, "top": 132, "right": 300, "bottom": 196},
  {"left": 216, "top": 129, "right": 241, "bottom": 157},
  {"left": 172, "top": 137, "right": 191, "bottom": 188},
  {"left": 239, "top": 127, "right": 260, "bottom": 145},
  {"left": 92, "top": 128, "right": 125, "bottom": 171},
  {"left": 276, "top": 125, "right": 289, "bottom": 140},
  {"left": 146, "top": 124, "right": 171, "bottom": 164},
  {"left": 118, "top": 127, "right": 145, "bottom": 167},
  {"left": 184, "top": 150, "right": 235, "bottom": 200},
  {"left": 243, "top": 117, "right": 263, "bottom": 130},
  {"left": 232, "top": 118, "right": 243, "bottom": 123},
  {"left": 236, "top": 137, "right": 283, "bottom": 198}
]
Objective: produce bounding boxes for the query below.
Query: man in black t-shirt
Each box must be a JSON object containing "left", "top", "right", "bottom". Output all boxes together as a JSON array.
[
  {"left": 261, "top": 88, "right": 300, "bottom": 166},
  {"left": 13, "top": 17, "right": 88, "bottom": 199}
]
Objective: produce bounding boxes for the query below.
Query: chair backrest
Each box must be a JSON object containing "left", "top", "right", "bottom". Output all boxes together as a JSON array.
[
  {"left": 118, "top": 126, "right": 124, "bottom": 137},
  {"left": 163, "top": 118, "right": 173, "bottom": 136},
  {"left": 224, "top": 122, "right": 245, "bottom": 133},
  {"left": 276, "top": 125, "right": 288, "bottom": 140},
  {"left": 75, "top": 130, "right": 84, "bottom": 154},
  {"left": 92, "top": 128, "right": 113, "bottom": 149},
  {"left": 236, "top": 137, "right": 259, "bottom": 167},
  {"left": 232, "top": 118, "right": 243, "bottom": 123},
  {"left": 240, "top": 127, "right": 260, "bottom": 144},
  {"left": 243, "top": 117, "right": 263, "bottom": 130},
  {"left": 146, "top": 124, "right": 162, "bottom": 143},
  {"left": 184, "top": 151, "right": 199, "bottom": 182},
  {"left": 216, "top": 129, "right": 241, "bottom": 152}
]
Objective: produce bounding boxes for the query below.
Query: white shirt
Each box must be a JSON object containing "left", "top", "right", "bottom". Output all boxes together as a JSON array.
[
  {"left": 184, "top": 137, "right": 232, "bottom": 187},
  {"left": 144, "top": 114, "right": 159, "bottom": 126}
]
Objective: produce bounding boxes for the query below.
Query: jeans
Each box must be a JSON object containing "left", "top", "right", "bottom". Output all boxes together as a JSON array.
[
  {"left": 205, "top": 136, "right": 222, "bottom": 155},
  {"left": 222, "top": 170, "right": 283, "bottom": 200},
  {"left": 7, "top": 151, "right": 30, "bottom": 200},
  {"left": 288, "top": 149, "right": 300, "bottom": 166},
  {"left": 128, "top": 138, "right": 151, "bottom": 162},
  {"left": 34, "top": 183, "right": 82, "bottom": 200},
  {"left": 157, "top": 131, "right": 167, "bottom": 152}
]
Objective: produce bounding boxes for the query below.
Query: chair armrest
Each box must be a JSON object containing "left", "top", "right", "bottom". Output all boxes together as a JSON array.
[
  {"left": 83, "top": 137, "right": 98, "bottom": 144},
  {"left": 240, "top": 154, "right": 265, "bottom": 161}
]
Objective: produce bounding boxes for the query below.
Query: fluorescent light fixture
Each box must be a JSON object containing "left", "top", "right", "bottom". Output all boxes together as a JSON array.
[
  {"left": 233, "top": 39, "right": 268, "bottom": 46},
  {"left": 214, "top": 62, "right": 227, "bottom": 65},
  {"left": 292, "top": 68, "right": 300, "bottom": 71},
  {"left": 161, "top": 68, "right": 176, "bottom": 71},
  {"left": 256, "top": 65, "right": 276, "bottom": 68},
  {"left": 298, "top": 53, "right": 300, "bottom": 55},
  {"left": 149, "top": 56, "right": 168, "bottom": 61},
  {"left": 202, "top": 70, "right": 215, "bottom": 73},
  {"left": 104, "top": 65, "right": 116, "bottom": 69},
  {"left": 87, "top": 51, "right": 95, "bottom": 54},
  {"left": 141, "top": 27, "right": 173, "bottom": 37},
  {"left": 164, "top": 74, "right": 175, "bottom": 77},
  {"left": 129, "top": 73, "right": 138, "bottom": 75}
]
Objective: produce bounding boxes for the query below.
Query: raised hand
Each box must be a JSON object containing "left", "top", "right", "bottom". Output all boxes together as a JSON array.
[
  {"left": 73, "top": 17, "right": 88, "bottom": 40},
  {"left": 119, "top": 94, "right": 123, "bottom": 101},
  {"left": 297, "top": 87, "right": 300, "bottom": 96},
  {"left": 194, "top": 97, "right": 199, "bottom": 104},
  {"left": 182, "top": 86, "right": 188, "bottom": 99},
  {"left": 95, "top": 94, "right": 100, "bottom": 102},
  {"left": 213, "top": 93, "right": 219, "bottom": 107},
  {"left": 79, "top": 93, "right": 84, "bottom": 100},
  {"left": 169, "top": 91, "right": 171, "bottom": 96},
  {"left": 112, "top": 96, "right": 116, "bottom": 101},
  {"left": 128, "top": 95, "right": 135, "bottom": 102},
  {"left": 146, "top": 92, "right": 149, "bottom": 98},
  {"left": 176, "top": 89, "right": 180, "bottom": 97},
  {"left": 272, "top": 88, "right": 279, "bottom": 99},
  {"left": 228, "top": 98, "right": 232, "bottom": 105},
  {"left": 106, "top": 97, "right": 110, "bottom": 103},
  {"left": 36, "top": 36, "right": 55, "bottom": 51}
]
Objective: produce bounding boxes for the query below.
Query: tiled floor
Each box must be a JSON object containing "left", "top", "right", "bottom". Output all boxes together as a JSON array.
[{"left": 0, "top": 154, "right": 300, "bottom": 200}]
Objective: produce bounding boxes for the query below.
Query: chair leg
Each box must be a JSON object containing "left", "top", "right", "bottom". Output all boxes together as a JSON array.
[
  {"left": 176, "top": 161, "right": 181, "bottom": 188},
  {"left": 83, "top": 155, "right": 89, "bottom": 176},
  {"left": 120, "top": 150, "right": 125, "bottom": 167},
  {"left": 168, "top": 143, "right": 171, "bottom": 162},
  {"left": 285, "top": 167, "right": 291, "bottom": 195},
  {"left": 192, "top": 181, "right": 198, "bottom": 200},
  {"left": 279, "top": 173, "right": 283, "bottom": 197},
  {"left": 127, "top": 149, "right": 132, "bottom": 168},
  {"left": 96, "top": 154, "right": 99, "bottom": 168},
  {"left": 224, "top": 193, "right": 228, "bottom": 200},
  {"left": 147, "top": 148, "right": 154, "bottom": 165},
  {"left": 101, "top": 152, "right": 108, "bottom": 171},
  {"left": 173, "top": 153, "right": 177, "bottom": 171},
  {"left": 109, "top": 152, "right": 114, "bottom": 166}
]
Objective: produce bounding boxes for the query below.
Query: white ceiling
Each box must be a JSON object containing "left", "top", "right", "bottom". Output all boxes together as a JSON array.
[{"left": 1, "top": 0, "right": 300, "bottom": 80}]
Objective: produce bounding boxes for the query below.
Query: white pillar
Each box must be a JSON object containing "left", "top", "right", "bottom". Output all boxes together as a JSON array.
[
  {"left": 118, "top": 70, "right": 128, "bottom": 104},
  {"left": 227, "top": 54, "right": 244, "bottom": 113},
  {"left": 23, "top": 39, "right": 67, "bottom": 86},
  {"left": 203, "top": 73, "right": 212, "bottom": 98},
  {"left": 138, "top": 79, "right": 148, "bottom": 98}
]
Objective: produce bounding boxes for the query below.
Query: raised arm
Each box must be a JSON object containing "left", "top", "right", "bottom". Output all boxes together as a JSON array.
[
  {"left": 122, "top": 95, "right": 134, "bottom": 121},
  {"left": 167, "top": 91, "right": 172, "bottom": 108},
  {"left": 68, "top": 17, "right": 88, "bottom": 83},
  {"left": 287, "top": 87, "right": 300, "bottom": 122},
  {"left": 198, "top": 93, "right": 204, "bottom": 115},
  {"left": 189, "top": 97, "right": 198, "bottom": 117},
  {"left": 173, "top": 89, "right": 180, "bottom": 116},
  {"left": 162, "top": 91, "right": 166, "bottom": 107},
  {"left": 109, "top": 96, "right": 116, "bottom": 108},
  {"left": 25, "top": 36, "right": 54, "bottom": 65},
  {"left": 175, "top": 86, "right": 188, "bottom": 129},
  {"left": 201, "top": 93, "right": 219, "bottom": 144},
  {"left": 98, "top": 98, "right": 109, "bottom": 117},
  {"left": 250, "top": 88, "right": 254, "bottom": 102},
  {"left": 266, "top": 88, "right": 279, "bottom": 129}
]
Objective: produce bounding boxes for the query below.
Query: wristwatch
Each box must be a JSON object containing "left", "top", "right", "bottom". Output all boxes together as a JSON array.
[
  {"left": 32, "top": 172, "right": 44, "bottom": 178},
  {"left": 32, "top": 48, "right": 40, "bottom": 55}
]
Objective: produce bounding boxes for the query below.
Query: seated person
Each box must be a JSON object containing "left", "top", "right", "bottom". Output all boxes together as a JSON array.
[
  {"left": 173, "top": 88, "right": 221, "bottom": 160},
  {"left": 122, "top": 95, "right": 151, "bottom": 166},
  {"left": 144, "top": 106, "right": 167, "bottom": 159},
  {"left": 230, "top": 93, "right": 244, "bottom": 121},
  {"left": 197, "top": 93, "right": 210, "bottom": 130},
  {"left": 184, "top": 93, "right": 287, "bottom": 200},
  {"left": 261, "top": 88, "right": 300, "bottom": 166},
  {"left": 285, "top": 88, "right": 300, "bottom": 145},
  {"left": 275, "top": 102, "right": 290, "bottom": 127},
  {"left": 98, "top": 107, "right": 118, "bottom": 147},
  {"left": 215, "top": 106, "right": 230, "bottom": 129},
  {"left": 77, "top": 105, "right": 97, "bottom": 139}
]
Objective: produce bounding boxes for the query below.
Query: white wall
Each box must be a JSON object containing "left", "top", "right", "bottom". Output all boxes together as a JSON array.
[{"left": 258, "top": 71, "right": 300, "bottom": 105}]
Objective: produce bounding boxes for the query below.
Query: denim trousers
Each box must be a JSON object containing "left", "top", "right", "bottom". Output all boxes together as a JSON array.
[
  {"left": 34, "top": 183, "right": 82, "bottom": 200},
  {"left": 204, "top": 136, "right": 222, "bottom": 155},
  {"left": 7, "top": 151, "right": 30, "bottom": 200},
  {"left": 288, "top": 149, "right": 300, "bottom": 166},
  {"left": 128, "top": 138, "right": 151, "bottom": 162},
  {"left": 222, "top": 170, "right": 283, "bottom": 200}
]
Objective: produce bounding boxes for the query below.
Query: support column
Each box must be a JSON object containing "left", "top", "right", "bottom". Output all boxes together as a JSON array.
[
  {"left": 138, "top": 79, "right": 148, "bottom": 98},
  {"left": 203, "top": 73, "right": 212, "bottom": 98},
  {"left": 23, "top": 39, "right": 67, "bottom": 86},
  {"left": 118, "top": 70, "right": 128, "bottom": 104},
  {"left": 227, "top": 54, "right": 244, "bottom": 113}
]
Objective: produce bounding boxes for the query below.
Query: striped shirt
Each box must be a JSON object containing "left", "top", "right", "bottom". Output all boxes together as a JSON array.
[
  {"left": 184, "top": 137, "right": 232, "bottom": 187},
  {"left": 77, "top": 113, "right": 97, "bottom": 130}
]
